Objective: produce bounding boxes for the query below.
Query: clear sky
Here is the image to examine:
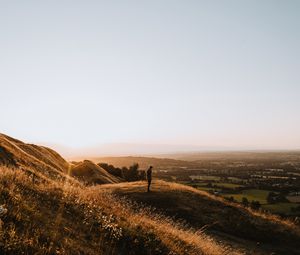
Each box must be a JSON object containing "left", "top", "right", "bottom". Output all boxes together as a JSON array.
[{"left": 1, "top": 1, "right": 299, "bottom": 152}]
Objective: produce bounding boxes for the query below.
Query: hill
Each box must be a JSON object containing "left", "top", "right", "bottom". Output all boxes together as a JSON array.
[
  {"left": 70, "top": 160, "right": 121, "bottom": 184},
  {"left": 0, "top": 134, "right": 236, "bottom": 254},
  {"left": 1, "top": 133, "right": 300, "bottom": 254},
  {"left": 0, "top": 133, "right": 70, "bottom": 182},
  {"left": 0, "top": 134, "right": 120, "bottom": 185},
  {"left": 0, "top": 166, "right": 237, "bottom": 255},
  {"left": 100, "top": 180, "right": 300, "bottom": 254}
]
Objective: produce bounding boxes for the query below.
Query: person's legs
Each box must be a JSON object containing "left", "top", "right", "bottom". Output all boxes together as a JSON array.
[{"left": 147, "top": 180, "right": 151, "bottom": 192}]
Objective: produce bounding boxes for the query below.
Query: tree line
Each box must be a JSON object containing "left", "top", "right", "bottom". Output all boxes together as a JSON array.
[{"left": 98, "top": 163, "right": 146, "bottom": 182}]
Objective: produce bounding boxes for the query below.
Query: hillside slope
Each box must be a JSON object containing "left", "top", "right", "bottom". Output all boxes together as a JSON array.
[
  {"left": 100, "top": 180, "right": 300, "bottom": 255},
  {"left": 70, "top": 160, "right": 121, "bottom": 184},
  {"left": 0, "top": 134, "right": 119, "bottom": 185},
  {"left": 1, "top": 133, "right": 299, "bottom": 254},
  {"left": 0, "top": 133, "right": 239, "bottom": 254},
  {"left": 0, "top": 133, "right": 69, "bottom": 181},
  {"left": 0, "top": 166, "right": 236, "bottom": 255}
]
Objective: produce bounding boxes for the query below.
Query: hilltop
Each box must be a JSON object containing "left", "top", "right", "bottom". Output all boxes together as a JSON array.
[
  {"left": 0, "top": 133, "right": 300, "bottom": 254},
  {"left": 70, "top": 160, "right": 121, "bottom": 184},
  {"left": 100, "top": 180, "right": 300, "bottom": 254},
  {"left": 0, "top": 133, "right": 120, "bottom": 185},
  {"left": 0, "top": 133, "right": 69, "bottom": 182},
  {"left": 0, "top": 134, "right": 235, "bottom": 254}
]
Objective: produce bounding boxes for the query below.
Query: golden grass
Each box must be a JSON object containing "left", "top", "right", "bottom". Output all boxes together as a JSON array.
[
  {"left": 0, "top": 133, "right": 69, "bottom": 181},
  {"left": 99, "top": 179, "right": 300, "bottom": 254},
  {"left": 101, "top": 179, "right": 299, "bottom": 227},
  {"left": 0, "top": 166, "right": 238, "bottom": 255},
  {"left": 70, "top": 160, "right": 120, "bottom": 185},
  {"left": 105, "top": 179, "right": 300, "bottom": 230}
]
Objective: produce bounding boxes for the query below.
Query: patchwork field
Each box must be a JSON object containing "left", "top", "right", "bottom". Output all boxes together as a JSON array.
[{"left": 223, "top": 189, "right": 271, "bottom": 204}]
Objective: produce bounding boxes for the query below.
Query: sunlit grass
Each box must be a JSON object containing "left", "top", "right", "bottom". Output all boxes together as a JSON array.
[{"left": 0, "top": 166, "right": 236, "bottom": 255}]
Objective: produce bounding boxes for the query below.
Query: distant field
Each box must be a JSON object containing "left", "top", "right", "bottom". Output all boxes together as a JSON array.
[
  {"left": 213, "top": 182, "right": 244, "bottom": 188},
  {"left": 181, "top": 182, "right": 300, "bottom": 215},
  {"left": 262, "top": 203, "right": 300, "bottom": 215},
  {"left": 196, "top": 187, "right": 222, "bottom": 192},
  {"left": 222, "top": 189, "right": 271, "bottom": 204},
  {"left": 190, "top": 175, "right": 221, "bottom": 181},
  {"left": 182, "top": 182, "right": 243, "bottom": 189},
  {"left": 287, "top": 196, "right": 300, "bottom": 203},
  {"left": 167, "top": 151, "right": 300, "bottom": 162},
  {"left": 200, "top": 187, "right": 300, "bottom": 215}
]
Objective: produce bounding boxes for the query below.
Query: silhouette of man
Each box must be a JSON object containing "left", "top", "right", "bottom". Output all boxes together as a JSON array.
[{"left": 147, "top": 166, "right": 153, "bottom": 192}]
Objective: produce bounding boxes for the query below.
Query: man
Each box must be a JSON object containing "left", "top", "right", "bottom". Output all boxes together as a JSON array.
[{"left": 146, "top": 166, "right": 153, "bottom": 192}]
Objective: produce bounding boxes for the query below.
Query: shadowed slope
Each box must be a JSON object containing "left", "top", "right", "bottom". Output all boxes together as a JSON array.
[{"left": 100, "top": 180, "right": 300, "bottom": 255}]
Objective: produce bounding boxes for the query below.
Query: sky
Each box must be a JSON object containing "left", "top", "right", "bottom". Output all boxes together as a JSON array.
[{"left": 0, "top": 0, "right": 300, "bottom": 154}]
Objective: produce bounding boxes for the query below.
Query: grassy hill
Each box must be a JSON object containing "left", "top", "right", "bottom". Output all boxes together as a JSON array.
[
  {"left": 1, "top": 133, "right": 300, "bottom": 254},
  {"left": 100, "top": 180, "right": 300, "bottom": 254},
  {"left": 0, "top": 133, "right": 70, "bottom": 182},
  {"left": 0, "top": 134, "right": 235, "bottom": 254},
  {"left": 0, "top": 166, "right": 236, "bottom": 255},
  {"left": 70, "top": 160, "right": 121, "bottom": 185}
]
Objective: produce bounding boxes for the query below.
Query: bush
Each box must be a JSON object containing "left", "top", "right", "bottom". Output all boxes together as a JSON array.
[
  {"left": 250, "top": 200, "right": 261, "bottom": 210},
  {"left": 98, "top": 163, "right": 124, "bottom": 179},
  {"left": 242, "top": 197, "right": 249, "bottom": 207}
]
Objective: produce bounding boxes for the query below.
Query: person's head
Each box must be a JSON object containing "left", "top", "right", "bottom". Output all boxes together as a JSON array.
[{"left": 149, "top": 166, "right": 153, "bottom": 171}]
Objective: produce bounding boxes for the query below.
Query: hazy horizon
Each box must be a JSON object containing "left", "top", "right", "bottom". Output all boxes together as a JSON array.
[
  {"left": 1, "top": 1, "right": 300, "bottom": 151},
  {"left": 39, "top": 140, "right": 300, "bottom": 159}
]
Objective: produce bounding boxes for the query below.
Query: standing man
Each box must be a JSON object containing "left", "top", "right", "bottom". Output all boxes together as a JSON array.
[{"left": 147, "top": 166, "right": 153, "bottom": 192}]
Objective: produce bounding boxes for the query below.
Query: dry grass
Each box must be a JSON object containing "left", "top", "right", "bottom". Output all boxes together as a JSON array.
[
  {"left": 100, "top": 179, "right": 299, "bottom": 227},
  {"left": 0, "top": 133, "right": 69, "bottom": 181},
  {"left": 113, "top": 179, "right": 300, "bottom": 229},
  {"left": 100, "top": 180, "right": 300, "bottom": 254},
  {"left": 70, "top": 160, "right": 120, "bottom": 185},
  {"left": 1, "top": 131, "right": 299, "bottom": 254},
  {"left": 0, "top": 166, "right": 237, "bottom": 255}
]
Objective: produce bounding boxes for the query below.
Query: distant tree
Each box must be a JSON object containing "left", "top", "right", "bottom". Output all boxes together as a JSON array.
[
  {"left": 122, "top": 163, "right": 140, "bottom": 182},
  {"left": 242, "top": 197, "right": 249, "bottom": 207},
  {"left": 129, "top": 163, "right": 139, "bottom": 181},
  {"left": 98, "top": 163, "right": 124, "bottom": 179},
  {"left": 250, "top": 200, "right": 261, "bottom": 210},
  {"left": 225, "top": 196, "right": 236, "bottom": 202},
  {"left": 267, "top": 191, "right": 288, "bottom": 204},
  {"left": 291, "top": 205, "right": 300, "bottom": 213},
  {"left": 277, "top": 192, "right": 288, "bottom": 203},
  {"left": 139, "top": 170, "right": 146, "bottom": 180},
  {"left": 97, "top": 163, "right": 146, "bottom": 182},
  {"left": 122, "top": 166, "right": 129, "bottom": 181},
  {"left": 98, "top": 163, "right": 109, "bottom": 170},
  {"left": 267, "top": 192, "right": 276, "bottom": 204}
]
